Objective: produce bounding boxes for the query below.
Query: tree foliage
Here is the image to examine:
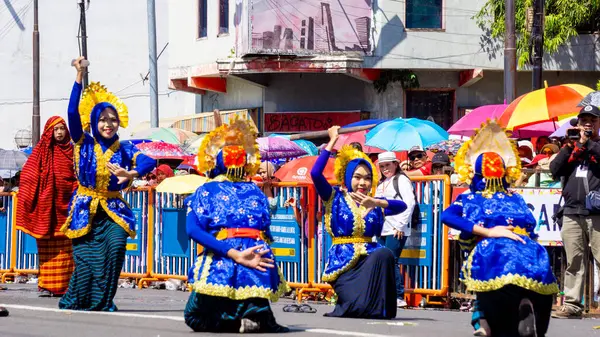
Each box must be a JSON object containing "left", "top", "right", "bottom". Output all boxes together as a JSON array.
[
  {"left": 475, "top": 0, "right": 600, "bottom": 68},
  {"left": 597, "top": 79, "right": 600, "bottom": 91}
]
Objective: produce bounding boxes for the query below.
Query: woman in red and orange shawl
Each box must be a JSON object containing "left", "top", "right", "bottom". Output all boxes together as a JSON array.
[{"left": 16, "top": 116, "right": 78, "bottom": 297}]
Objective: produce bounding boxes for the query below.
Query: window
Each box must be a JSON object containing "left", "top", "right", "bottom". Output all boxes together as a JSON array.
[
  {"left": 406, "top": 0, "right": 443, "bottom": 29},
  {"left": 198, "top": 0, "right": 207, "bottom": 38},
  {"left": 405, "top": 90, "right": 454, "bottom": 129},
  {"left": 219, "top": 0, "right": 229, "bottom": 35}
]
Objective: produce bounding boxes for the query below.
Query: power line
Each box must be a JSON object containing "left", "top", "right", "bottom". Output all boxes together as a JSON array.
[{"left": 0, "top": 91, "right": 176, "bottom": 106}]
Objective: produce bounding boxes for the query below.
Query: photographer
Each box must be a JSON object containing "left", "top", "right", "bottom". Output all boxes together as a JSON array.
[{"left": 550, "top": 105, "right": 600, "bottom": 319}]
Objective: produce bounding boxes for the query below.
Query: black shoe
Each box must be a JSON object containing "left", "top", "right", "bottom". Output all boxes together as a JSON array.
[
  {"left": 518, "top": 298, "right": 537, "bottom": 337},
  {"left": 38, "top": 290, "right": 52, "bottom": 298},
  {"left": 0, "top": 307, "right": 9, "bottom": 317}
]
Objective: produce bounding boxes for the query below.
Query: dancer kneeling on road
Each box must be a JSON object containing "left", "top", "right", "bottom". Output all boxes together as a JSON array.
[
  {"left": 311, "top": 126, "right": 407, "bottom": 319},
  {"left": 183, "top": 115, "right": 289, "bottom": 333},
  {"left": 442, "top": 120, "right": 558, "bottom": 337}
]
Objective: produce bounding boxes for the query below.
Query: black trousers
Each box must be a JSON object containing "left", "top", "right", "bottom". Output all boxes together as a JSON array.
[{"left": 477, "top": 285, "right": 553, "bottom": 337}]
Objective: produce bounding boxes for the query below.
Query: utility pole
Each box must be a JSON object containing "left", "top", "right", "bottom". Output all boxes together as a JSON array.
[
  {"left": 147, "top": 0, "right": 159, "bottom": 128},
  {"left": 78, "top": 0, "right": 89, "bottom": 88},
  {"left": 504, "top": 0, "right": 517, "bottom": 104},
  {"left": 531, "top": 0, "right": 545, "bottom": 90},
  {"left": 32, "top": 0, "right": 40, "bottom": 146}
]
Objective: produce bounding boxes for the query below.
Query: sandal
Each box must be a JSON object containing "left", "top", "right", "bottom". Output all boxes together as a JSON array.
[
  {"left": 298, "top": 304, "right": 317, "bottom": 313},
  {"left": 283, "top": 304, "right": 301, "bottom": 313}
]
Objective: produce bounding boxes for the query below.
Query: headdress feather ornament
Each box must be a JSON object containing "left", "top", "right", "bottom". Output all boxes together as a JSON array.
[
  {"left": 334, "top": 145, "right": 379, "bottom": 196},
  {"left": 454, "top": 119, "right": 521, "bottom": 196},
  {"left": 79, "top": 82, "right": 129, "bottom": 132},
  {"left": 196, "top": 115, "right": 260, "bottom": 179}
]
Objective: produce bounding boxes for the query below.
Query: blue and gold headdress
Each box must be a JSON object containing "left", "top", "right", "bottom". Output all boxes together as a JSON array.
[
  {"left": 79, "top": 82, "right": 129, "bottom": 132},
  {"left": 334, "top": 145, "right": 378, "bottom": 196},
  {"left": 454, "top": 119, "right": 521, "bottom": 196},
  {"left": 197, "top": 115, "right": 260, "bottom": 180}
]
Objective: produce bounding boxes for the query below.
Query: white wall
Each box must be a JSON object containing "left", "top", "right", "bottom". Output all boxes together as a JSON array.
[{"left": 0, "top": 0, "right": 196, "bottom": 149}]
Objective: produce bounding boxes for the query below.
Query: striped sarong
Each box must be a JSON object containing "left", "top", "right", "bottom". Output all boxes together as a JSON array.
[
  {"left": 58, "top": 210, "right": 128, "bottom": 311},
  {"left": 37, "top": 238, "right": 74, "bottom": 295}
]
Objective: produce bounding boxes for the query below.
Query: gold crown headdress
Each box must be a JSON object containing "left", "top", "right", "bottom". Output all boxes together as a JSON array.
[
  {"left": 334, "top": 145, "right": 379, "bottom": 196},
  {"left": 79, "top": 82, "right": 129, "bottom": 132},
  {"left": 454, "top": 119, "right": 521, "bottom": 193},
  {"left": 196, "top": 114, "right": 260, "bottom": 179}
]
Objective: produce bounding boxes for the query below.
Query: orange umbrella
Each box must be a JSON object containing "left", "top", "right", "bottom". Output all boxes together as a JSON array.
[
  {"left": 498, "top": 83, "right": 593, "bottom": 130},
  {"left": 273, "top": 156, "right": 335, "bottom": 184}
]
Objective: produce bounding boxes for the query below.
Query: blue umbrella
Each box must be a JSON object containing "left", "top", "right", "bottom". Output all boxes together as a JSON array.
[
  {"left": 365, "top": 118, "right": 449, "bottom": 151},
  {"left": 341, "top": 119, "right": 387, "bottom": 129}
]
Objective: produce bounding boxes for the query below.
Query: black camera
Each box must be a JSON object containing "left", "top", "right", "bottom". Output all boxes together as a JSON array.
[
  {"left": 567, "top": 128, "right": 580, "bottom": 140},
  {"left": 567, "top": 128, "right": 593, "bottom": 140}
]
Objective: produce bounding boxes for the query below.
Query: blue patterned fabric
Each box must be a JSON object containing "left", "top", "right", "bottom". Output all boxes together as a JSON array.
[
  {"left": 62, "top": 82, "right": 156, "bottom": 239},
  {"left": 185, "top": 179, "right": 287, "bottom": 301},
  {"left": 321, "top": 187, "right": 386, "bottom": 282},
  {"left": 442, "top": 192, "right": 558, "bottom": 295}
]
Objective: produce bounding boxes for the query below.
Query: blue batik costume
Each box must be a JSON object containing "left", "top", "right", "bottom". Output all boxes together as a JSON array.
[
  {"left": 311, "top": 146, "right": 407, "bottom": 319},
  {"left": 183, "top": 116, "right": 288, "bottom": 333},
  {"left": 59, "top": 81, "right": 155, "bottom": 311},
  {"left": 441, "top": 120, "right": 558, "bottom": 337}
]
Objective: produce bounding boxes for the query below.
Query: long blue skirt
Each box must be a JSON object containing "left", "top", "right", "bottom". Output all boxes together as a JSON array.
[
  {"left": 325, "top": 247, "right": 397, "bottom": 319},
  {"left": 58, "top": 209, "right": 128, "bottom": 311}
]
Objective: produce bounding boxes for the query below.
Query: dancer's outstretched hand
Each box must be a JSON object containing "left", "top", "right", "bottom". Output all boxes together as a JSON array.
[
  {"left": 230, "top": 245, "right": 275, "bottom": 272},
  {"left": 107, "top": 163, "right": 133, "bottom": 184},
  {"left": 487, "top": 226, "right": 526, "bottom": 244}
]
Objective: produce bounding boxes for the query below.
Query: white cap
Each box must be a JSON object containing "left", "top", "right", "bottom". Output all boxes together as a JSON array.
[{"left": 377, "top": 152, "right": 398, "bottom": 164}]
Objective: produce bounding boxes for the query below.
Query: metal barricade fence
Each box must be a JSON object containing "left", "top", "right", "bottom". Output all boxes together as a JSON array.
[
  {"left": 0, "top": 194, "right": 14, "bottom": 277},
  {"left": 121, "top": 189, "right": 152, "bottom": 278},
  {"left": 401, "top": 177, "right": 450, "bottom": 306},
  {"left": 151, "top": 191, "right": 198, "bottom": 281},
  {"left": 270, "top": 185, "right": 308, "bottom": 284},
  {"left": 315, "top": 176, "right": 450, "bottom": 306}
]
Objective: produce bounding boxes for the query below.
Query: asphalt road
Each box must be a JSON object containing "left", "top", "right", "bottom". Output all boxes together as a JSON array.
[{"left": 1, "top": 284, "right": 599, "bottom": 337}]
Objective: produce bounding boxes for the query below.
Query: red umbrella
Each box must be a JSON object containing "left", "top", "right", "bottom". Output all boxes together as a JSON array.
[
  {"left": 333, "top": 130, "right": 384, "bottom": 154},
  {"left": 135, "top": 142, "right": 188, "bottom": 160},
  {"left": 274, "top": 156, "right": 336, "bottom": 184}
]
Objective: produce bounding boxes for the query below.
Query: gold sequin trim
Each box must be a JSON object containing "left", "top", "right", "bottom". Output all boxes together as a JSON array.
[{"left": 192, "top": 252, "right": 289, "bottom": 302}]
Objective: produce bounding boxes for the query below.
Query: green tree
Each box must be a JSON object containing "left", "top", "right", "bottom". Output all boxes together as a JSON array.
[
  {"left": 597, "top": 79, "right": 600, "bottom": 91},
  {"left": 475, "top": 0, "right": 600, "bottom": 68}
]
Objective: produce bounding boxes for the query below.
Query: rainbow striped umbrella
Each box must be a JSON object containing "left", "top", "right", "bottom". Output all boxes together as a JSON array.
[{"left": 498, "top": 83, "right": 594, "bottom": 131}]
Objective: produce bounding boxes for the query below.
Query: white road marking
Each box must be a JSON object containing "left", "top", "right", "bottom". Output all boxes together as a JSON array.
[
  {"left": 1, "top": 304, "right": 399, "bottom": 337},
  {"left": 0, "top": 304, "right": 184, "bottom": 322}
]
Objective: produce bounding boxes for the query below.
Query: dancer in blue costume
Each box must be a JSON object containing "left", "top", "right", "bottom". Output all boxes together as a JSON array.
[
  {"left": 442, "top": 120, "right": 558, "bottom": 337},
  {"left": 59, "top": 57, "right": 156, "bottom": 311},
  {"left": 184, "top": 114, "right": 289, "bottom": 333},
  {"left": 311, "top": 126, "right": 407, "bottom": 319}
]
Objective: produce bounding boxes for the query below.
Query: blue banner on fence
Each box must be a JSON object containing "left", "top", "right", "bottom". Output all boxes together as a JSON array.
[
  {"left": 126, "top": 209, "right": 143, "bottom": 256},
  {"left": 161, "top": 208, "right": 189, "bottom": 257},
  {"left": 398, "top": 203, "right": 434, "bottom": 267},
  {"left": 270, "top": 208, "right": 301, "bottom": 263}
]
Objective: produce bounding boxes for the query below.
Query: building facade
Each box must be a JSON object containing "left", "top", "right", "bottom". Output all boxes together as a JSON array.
[{"left": 168, "top": 0, "right": 600, "bottom": 134}]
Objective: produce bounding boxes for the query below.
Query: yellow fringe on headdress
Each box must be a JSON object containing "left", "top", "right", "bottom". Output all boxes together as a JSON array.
[
  {"left": 79, "top": 82, "right": 129, "bottom": 132},
  {"left": 334, "top": 145, "right": 379, "bottom": 196},
  {"left": 453, "top": 119, "right": 522, "bottom": 193},
  {"left": 196, "top": 115, "right": 260, "bottom": 179}
]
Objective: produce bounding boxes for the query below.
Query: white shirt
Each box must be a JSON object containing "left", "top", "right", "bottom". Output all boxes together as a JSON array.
[{"left": 375, "top": 174, "right": 416, "bottom": 237}]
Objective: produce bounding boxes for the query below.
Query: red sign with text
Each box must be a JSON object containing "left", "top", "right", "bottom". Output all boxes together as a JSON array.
[{"left": 264, "top": 112, "right": 362, "bottom": 133}]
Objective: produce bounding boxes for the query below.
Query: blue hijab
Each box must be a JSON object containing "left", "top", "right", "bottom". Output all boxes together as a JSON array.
[
  {"left": 91, "top": 102, "right": 119, "bottom": 150},
  {"left": 344, "top": 158, "right": 372, "bottom": 192}
]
